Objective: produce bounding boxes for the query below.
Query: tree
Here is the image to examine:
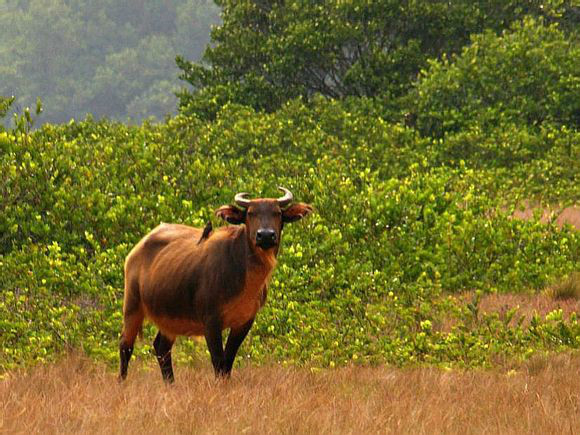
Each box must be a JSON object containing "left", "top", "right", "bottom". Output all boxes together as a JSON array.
[
  {"left": 410, "top": 18, "right": 580, "bottom": 138},
  {"left": 177, "top": 0, "right": 580, "bottom": 120}
]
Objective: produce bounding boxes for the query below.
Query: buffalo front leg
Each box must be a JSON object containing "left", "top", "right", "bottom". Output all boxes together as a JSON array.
[
  {"left": 204, "top": 316, "right": 227, "bottom": 377},
  {"left": 153, "top": 331, "right": 175, "bottom": 383},
  {"left": 223, "top": 318, "right": 255, "bottom": 376}
]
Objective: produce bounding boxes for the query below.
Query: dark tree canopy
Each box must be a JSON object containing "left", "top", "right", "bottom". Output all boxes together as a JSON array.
[{"left": 177, "top": 0, "right": 580, "bottom": 120}]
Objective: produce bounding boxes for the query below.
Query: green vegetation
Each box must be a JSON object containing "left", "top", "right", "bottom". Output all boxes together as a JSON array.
[
  {"left": 2, "top": 4, "right": 580, "bottom": 371},
  {"left": 0, "top": 97, "right": 15, "bottom": 126},
  {"left": 0, "top": 0, "right": 219, "bottom": 124},
  {"left": 2, "top": 98, "right": 580, "bottom": 370},
  {"left": 411, "top": 18, "right": 580, "bottom": 138}
]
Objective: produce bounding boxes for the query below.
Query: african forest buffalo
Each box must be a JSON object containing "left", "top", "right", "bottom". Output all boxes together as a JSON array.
[{"left": 119, "top": 187, "right": 312, "bottom": 382}]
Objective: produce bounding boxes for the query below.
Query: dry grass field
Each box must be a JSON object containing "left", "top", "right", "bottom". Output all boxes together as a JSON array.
[{"left": 1, "top": 353, "right": 579, "bottom": 435}]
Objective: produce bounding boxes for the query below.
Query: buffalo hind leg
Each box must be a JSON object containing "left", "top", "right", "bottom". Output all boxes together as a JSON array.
[
  {"left": 119, "top": 308, "right": 144, "bottom": 382},
  {"left": 153, "top": 331, "right": 175, "bottom": 383},
  {"left": 223, "top": 318, "right": 255, "bottom": 376}
]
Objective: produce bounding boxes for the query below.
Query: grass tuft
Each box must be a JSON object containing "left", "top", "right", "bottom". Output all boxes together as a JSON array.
[{"left": 544, "top": 272, "right": 580, "bottom": 300}]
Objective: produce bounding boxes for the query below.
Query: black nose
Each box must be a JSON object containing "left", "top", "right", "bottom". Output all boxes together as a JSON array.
[{"left": 256, "top": 229, "right": 277, "bottom": 248}]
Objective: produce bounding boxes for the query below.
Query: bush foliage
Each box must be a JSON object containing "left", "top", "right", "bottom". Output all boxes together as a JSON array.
[
  {"left": 411, "top": 18, "right": 580, "bottom": 138},
  {"left": 2, "top": 96, "right": 580, "bottom": 370}
]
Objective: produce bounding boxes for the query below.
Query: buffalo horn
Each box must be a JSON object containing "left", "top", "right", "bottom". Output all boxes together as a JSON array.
[{"left": 277, "top": 187, "right": 293, "bottom": 208}]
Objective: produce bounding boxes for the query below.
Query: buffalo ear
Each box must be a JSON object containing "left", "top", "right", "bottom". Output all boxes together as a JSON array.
[
  {"left": 215, "top": 205, "right": 246, "bottom": 225},
  {"left": 282, "top": 203, "right": 313, "bottom": 223}
]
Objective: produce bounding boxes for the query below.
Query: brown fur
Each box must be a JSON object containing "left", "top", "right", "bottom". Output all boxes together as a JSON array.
[
  {"left": 122, "top": 223, "right": 267, "bottom": 341},
  {"left": 221, "top": 250, "right": 276, "bottom": 330}
]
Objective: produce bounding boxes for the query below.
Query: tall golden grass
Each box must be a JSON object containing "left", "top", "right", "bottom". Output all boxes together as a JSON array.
[{"left": 1, "top": 353, "right": 579, "bottom": 435}]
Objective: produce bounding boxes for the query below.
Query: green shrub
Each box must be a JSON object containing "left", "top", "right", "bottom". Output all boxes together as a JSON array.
[
  {"left": 411, "top": 18, "right": 580, "bottom": 138},
  {"left": 2, "top": 99, "right": 580, "bottom": 370},
  {"left": 0, "top": 96, "right": 14, "bottom": 127}
]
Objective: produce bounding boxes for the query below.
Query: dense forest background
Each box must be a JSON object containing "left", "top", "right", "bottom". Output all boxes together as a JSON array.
[{"left": 0, "top": 0, "right": 219, "bottom": 124}]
